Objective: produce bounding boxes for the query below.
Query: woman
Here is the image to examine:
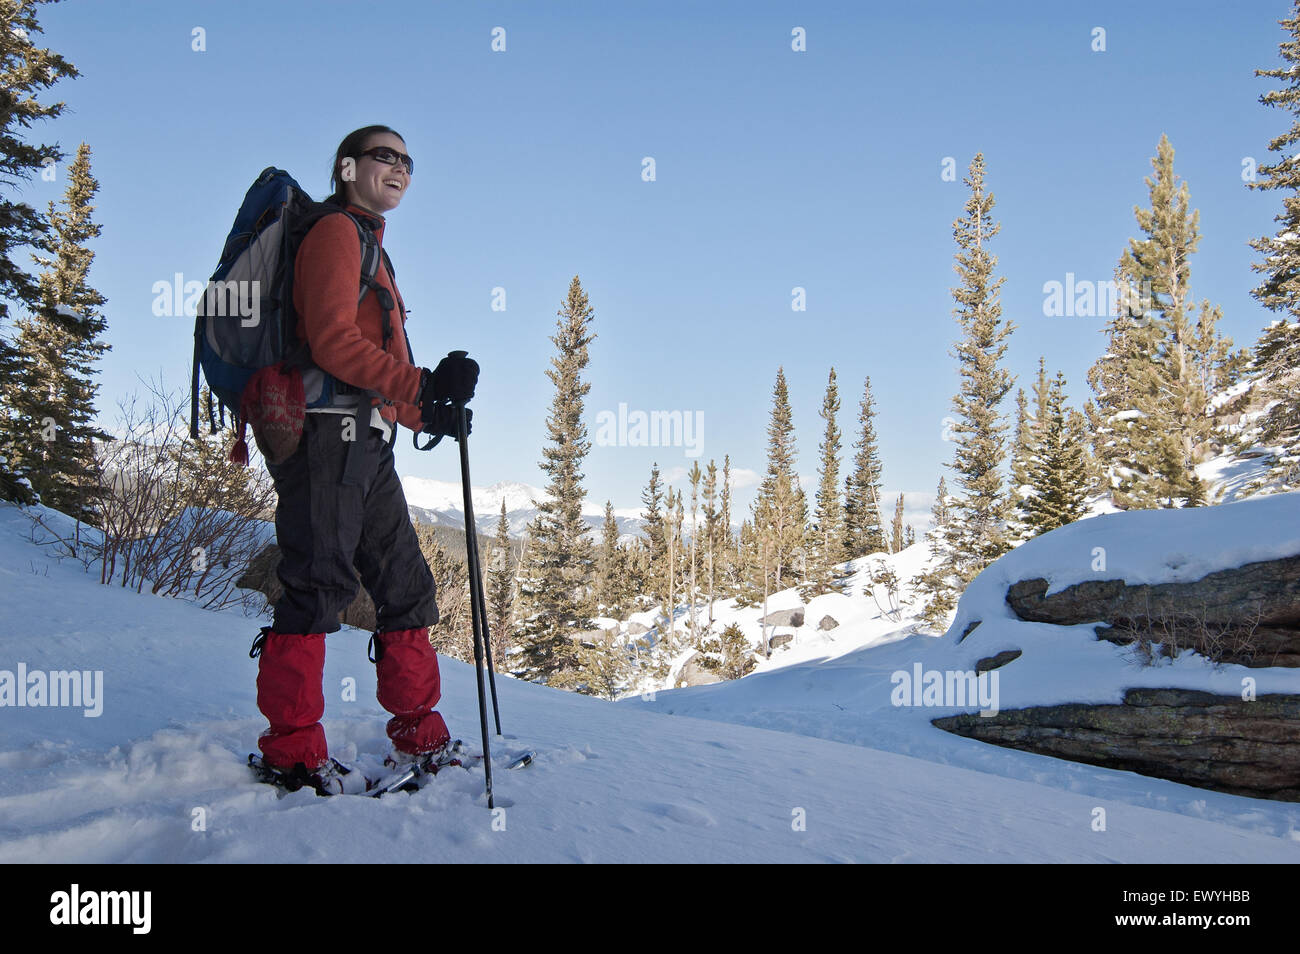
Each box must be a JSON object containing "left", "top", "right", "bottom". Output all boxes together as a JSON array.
[{"left": 251, "top": 125, "right": 478, "bottom": 794}]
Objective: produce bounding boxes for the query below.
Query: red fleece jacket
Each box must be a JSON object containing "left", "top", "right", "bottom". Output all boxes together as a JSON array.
[{"left": 293, "top": 203, "right": 423, "bottom": 431}]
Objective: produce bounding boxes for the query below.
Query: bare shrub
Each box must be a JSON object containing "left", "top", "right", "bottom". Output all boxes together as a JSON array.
[
  {"left": 1109, "top": 597, "right": 1266, "bottom": 667},
  {"left": 28, "top": 380, "right": 275, "bottom": 612},
  {"left": 865, "top": 558, "right": 904, "bottom": 622}
]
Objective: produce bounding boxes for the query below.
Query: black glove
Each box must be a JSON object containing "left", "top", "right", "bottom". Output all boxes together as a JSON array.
[
  {"left": 422, "top": 403, "right": 471, "bottom": 440},
  {"left": 419, "top": 350, "right": 479, "bottom": 414}
]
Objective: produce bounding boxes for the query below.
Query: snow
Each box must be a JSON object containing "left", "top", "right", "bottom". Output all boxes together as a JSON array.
[{"left": 2, "top": 496, "right": 1300, "bottom": 862}]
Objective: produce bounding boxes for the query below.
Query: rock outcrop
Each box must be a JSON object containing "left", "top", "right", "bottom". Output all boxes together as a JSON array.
[
  {"left": 238, "top": 543, "right": 377, "bottom": 630},
  {"left": 934, "top": 688, "right": 1300, "bottom": 802},
  {"left": 677, "top": 652, "right": 723, "bottom": 688},
  {"left": 761, "top": 608, "right": 804, "bottom": 628},
  {"left": 1004, "top": 554, "right": 1300, "bottom": 667}
]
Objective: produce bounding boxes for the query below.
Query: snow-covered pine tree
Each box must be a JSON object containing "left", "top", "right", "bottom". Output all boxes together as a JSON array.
[
  {"left": 1021, "top": 372, "right": 1090, "bottom": 535},
  {"left": 841, "top": 375, "right": 886, "bottom": 560},
  {"left": 0, "top": 2, "right": 78, "bottom": 505},
  {"left": 804, "top": 367, "right": 843, "bottom": 598},
  {"left": 751, "top": 367, "right": 807, "bottom": 591},
  {"left": 1244, "top": 3, "right": 1300, "bottom": 492},
  {"left": 1242, "top": 320, "right": 1300, "bottom": 490},
  {"left": 514, "top": 276, "right": 597, "bottom": 685},
  {"left": 916, "top": 154, "right": 1016, "bottom": 624},
  {"left": 9, "top": 144, "right": 111, "bottom": 521}
]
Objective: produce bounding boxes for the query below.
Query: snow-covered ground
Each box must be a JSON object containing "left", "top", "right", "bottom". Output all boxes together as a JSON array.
[{"left": 2, "top": 495, "right": 1299, "bottom": 863}]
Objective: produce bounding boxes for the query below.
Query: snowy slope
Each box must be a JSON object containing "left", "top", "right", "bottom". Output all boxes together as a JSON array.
[
  {"left": 1, "top": 501, "right": 1298, "bottom": 862},
  {"left": 623, "top": 491, "right": 1300, "bottom": 847}
]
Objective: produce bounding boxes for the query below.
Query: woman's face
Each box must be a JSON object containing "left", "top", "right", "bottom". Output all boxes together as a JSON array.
[{"left": 342, "top": 131, "right": 411, "bottom": 215}]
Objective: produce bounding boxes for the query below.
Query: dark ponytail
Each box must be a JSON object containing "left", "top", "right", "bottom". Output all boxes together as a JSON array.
[{"left": 327, "top": 124, "right": 405, "bottom": 204}]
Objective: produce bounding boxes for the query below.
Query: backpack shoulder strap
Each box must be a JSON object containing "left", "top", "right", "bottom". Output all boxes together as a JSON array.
[{"left": 341, "top": 212, "right": 394, "bottom": 353}]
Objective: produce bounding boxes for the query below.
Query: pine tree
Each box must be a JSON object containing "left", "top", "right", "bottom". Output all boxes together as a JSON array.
[
  {"left": 1010, "top": 360, "right": 1051, "bottom": 539},
  {"left": 1021, "top": 372, "right": 1090, "bottom": 535},
  {"left": 0, "top": 1, "right": 79, "bottom": 504},
  {"left": 911, "top": 475, "right": 959, "bottom": 629},
  {"left": 596, "top": 499, "right": 630, "bottom": 620},
  {"left": 718, "top": 455, "right": 735, "bottom": 591},
  {"left": 1118, "top": 136, "right": 1202, "bottom": 507},
  {"left": 1245, "top": 6, "right": 1300, "bottom": 491},
  {"left": 932, "top": 475, "right": 951, "bottom": 527},
  {"left": 515, "top": 276, "right": 597, "bottom": 684},
  {"left": 699, "top": 622, "right": 757, "bottom": 680},
  {"left": 1245, "top": 320, "right": 1300, "bottom": 490},
  {"left": 734, "top": 517, "right": 761, "bottom": 608},
  {"left": 702, "top": 458, "right": 719, "bottom": 630},
  {"left": 1097, "top": 136, "right": 1235, "bottom": 508},
  {"left": 1086, "top": 271, "right": 1144, "bottom": 499},
  {"left": 639, "top": 462, "right": 667, "bottom": 610},
  {"left": 751, "top": 367, "right": 807, "bottom": 591},
  {"left": 8, "top": 143, "right": 111, "bottom": 520},
  {"left": 890, "top": 493, "right": 905, "bottom": 553},
  {"left": 671, "top": 487, "right": 684, "bottom": 634},
  {"left": 804, "top": 367, "right": 844, "bottom": 597},
  {"left": 486, "top": 499, "right": 516, "bottom": 663},
  {"left": 919, "top": 154, "right": 1016, "bottom": 624},
  {"left": 571, "top": 629, "right": 635, "bottom": 701},
  {"left": 1009, "top": 387, "right": 1033, "bottom": 501},
  {"left": 687, "top": 461, "right": 701, "bottom": 645},
  {"left": 842, "top": 375, "right": 886, "bottom": 559},
  {"left": 414, "top": 522, "right": 474, "bottom": 662}
]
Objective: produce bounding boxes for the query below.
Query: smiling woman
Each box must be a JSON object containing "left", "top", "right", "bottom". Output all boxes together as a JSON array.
[
  {"left": 247, "top": 124, "right": 481, "bottom": 795},
  {"left": 329, "top": 125, "right": 412, "bottom": 215}
]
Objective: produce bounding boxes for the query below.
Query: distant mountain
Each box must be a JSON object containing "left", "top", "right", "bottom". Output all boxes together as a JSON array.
[{"left": 401, "top": 476, "right": 644, "bottom": 540}]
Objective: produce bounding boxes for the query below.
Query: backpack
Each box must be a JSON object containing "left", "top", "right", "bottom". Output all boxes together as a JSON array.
[{"left": 189, "top": 166, "right": 398, "bottom": 464}]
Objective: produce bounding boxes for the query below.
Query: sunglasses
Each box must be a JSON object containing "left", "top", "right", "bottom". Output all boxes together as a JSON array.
[{"left": 357, "top": 146, "right": 414, "bottom": 175}]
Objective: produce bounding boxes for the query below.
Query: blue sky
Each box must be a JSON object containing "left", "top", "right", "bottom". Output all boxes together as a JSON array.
[{"left": 12, "top": 0, "right": 1295, "bottom": 522}]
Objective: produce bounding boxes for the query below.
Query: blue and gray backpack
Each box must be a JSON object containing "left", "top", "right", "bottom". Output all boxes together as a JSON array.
[{"left": 189, "top": 166, "right": 399, "bottom": 445}]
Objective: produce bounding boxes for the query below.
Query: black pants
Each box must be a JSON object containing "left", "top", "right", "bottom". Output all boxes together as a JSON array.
[{"left": 266, "top": 413, "right": 437, "bottom": 635}]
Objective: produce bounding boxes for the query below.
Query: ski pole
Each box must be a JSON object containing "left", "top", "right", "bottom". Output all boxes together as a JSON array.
[
  {"left": 454, "top": 400, "right": 502, "bottom": 733},
  {"left": 464, "top": 482, "right": 503, "bottom": 736},
  {"left": 454, "top": 399, "right": 498, "bottom": 808}
]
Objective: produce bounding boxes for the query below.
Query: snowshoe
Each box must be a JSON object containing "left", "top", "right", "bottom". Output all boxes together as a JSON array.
[{"left": 248, "top": 754, "right": 371, "bottom": 796}]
